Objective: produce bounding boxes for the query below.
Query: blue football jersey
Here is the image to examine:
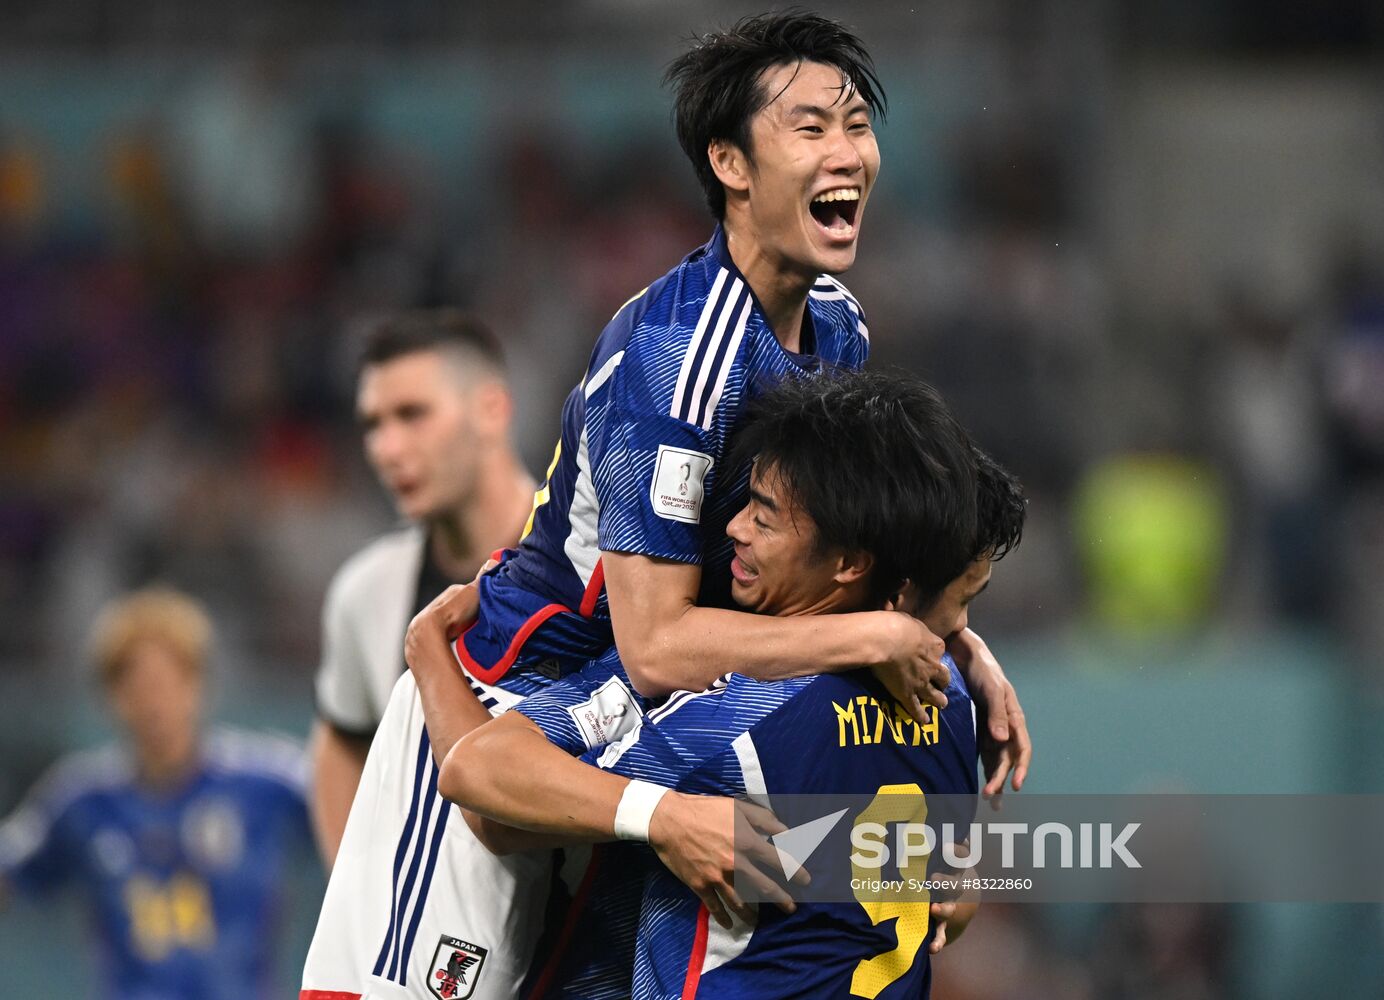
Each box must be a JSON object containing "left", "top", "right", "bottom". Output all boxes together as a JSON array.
[
  {"left": 455, "top": 227, "right": 869, "bottom": 684},
  {"left": 513, "top": 652, "right": 652, "bottom": 1000},
  {"left": 0, "top": 729, "right": 311, "bottom": 1000},
  {"left": 597, "top": 657, "right": 978, "bottom": 1000}
]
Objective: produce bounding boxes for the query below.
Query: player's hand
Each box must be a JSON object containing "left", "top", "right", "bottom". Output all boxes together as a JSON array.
[
  {"left": 947, "top": 629, "right": 1030, "bottom": 806},
  {"left": 414, "top": 583, "right": 481, "bottom": 641},
  {"left": 928, "top": 842, "right": 980, "bottom": 953},
  {"left": 404, "top": 584, "right": 481, "bottom": 681},
  {"left": 928, "top": 895, "right": 979, "bottom": 953},
  {"left": 871, "top": 612, "right": 950, "bottom": 725},
  {"left": 648, "top": 792, "right": 803, "bottom": 929}
]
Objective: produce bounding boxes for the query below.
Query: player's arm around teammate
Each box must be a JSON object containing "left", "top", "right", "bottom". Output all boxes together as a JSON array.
[
  {"left": 438, "top": 704, "right": 793, "bottom": 927},
  {"left": 443, "top": 371, "right": 1026, "bottom": 938},
  {"left": 404, "top": 583, "right": 497, "bottom": 767},
  {"left": 603, "top": 554, "right": 1029, "bottom": 796}
]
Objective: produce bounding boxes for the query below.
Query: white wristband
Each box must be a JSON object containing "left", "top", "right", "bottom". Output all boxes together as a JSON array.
[{"left": 613, "top": 780, "right": 670, "bottom": 842}]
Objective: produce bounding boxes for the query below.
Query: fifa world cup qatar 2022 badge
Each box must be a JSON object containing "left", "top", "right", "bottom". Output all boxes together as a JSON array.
[
  {"left": 651, "top": 444, "right": 713, "bottom": 524},
  {"left": 428, "top": 936, "right": 487, "bottom": 999}
]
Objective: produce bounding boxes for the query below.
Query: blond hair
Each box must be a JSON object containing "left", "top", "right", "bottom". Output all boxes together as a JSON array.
[{"left": 90, "top": 588, "right": 213, "bottom": 685}]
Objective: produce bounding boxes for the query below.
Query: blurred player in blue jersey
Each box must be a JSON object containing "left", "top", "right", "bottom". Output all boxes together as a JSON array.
[
  {"left": 305, "top": 13, "right": 1026, "bottom": 999},
  {"left": 440, "top": 369, "right": 1025, "bottom": 998},
  {"left": 0, "top": 588, "right": 312, "bottom": 1000}
]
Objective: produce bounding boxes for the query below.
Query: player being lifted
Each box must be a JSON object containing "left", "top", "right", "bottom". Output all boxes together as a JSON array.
[
  {"left": 304, "top": 12, "right": 1029, "bottom": 999},
  {"left": 441, "top": 369, "right": 1026, "bottom": 998}
]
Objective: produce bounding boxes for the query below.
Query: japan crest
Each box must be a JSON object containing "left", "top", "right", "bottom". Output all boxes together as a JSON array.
[{"left": 428, "top": 935, "right": 487, "bottom": 1000}]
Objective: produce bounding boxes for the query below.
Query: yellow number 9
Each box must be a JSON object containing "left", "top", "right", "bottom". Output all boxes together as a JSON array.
[{"left": 850, "top": 783, "right": 930, "bottom": 998}]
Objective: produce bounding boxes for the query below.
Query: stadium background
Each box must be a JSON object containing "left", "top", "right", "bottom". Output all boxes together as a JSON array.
[{"left": 2, "top": 0, "right": 1382, "bottom": 995}]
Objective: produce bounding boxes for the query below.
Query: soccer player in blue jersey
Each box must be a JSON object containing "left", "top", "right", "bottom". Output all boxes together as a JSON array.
[
  {"left": 305, "top": 13, "right": 1025, "bottom": 998},
  {"left": 0, "top": 589, "right": 312, "bottom": 1000},
  {"left": 411, "top": 10, "right": 1029, "bottom": 761},
  {"left": 441, "top": 369, "right": 1026, "bottom": 998}
]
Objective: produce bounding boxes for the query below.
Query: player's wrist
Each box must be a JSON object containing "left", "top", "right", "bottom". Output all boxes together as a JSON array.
[
  {"left": 946, "top": 627, "right": 980, "bottom": 667},
  {"left": 867, "top": 610, "right": 909, "bottom": 669},
  {"left": 614, "top": 780, "right": 671, "bottom": 843}
]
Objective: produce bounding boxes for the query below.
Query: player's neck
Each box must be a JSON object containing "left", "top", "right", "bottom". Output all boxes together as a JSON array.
[
  {"left": 134, "top": 735, "right": 201, "bottom": 791},
  {"left": 722, "top": 222, "right": 814, "bottom": 353},
  {"left": 777, "top": 585, "right": 869, "bottom": 619},
  {"left": 428, "top": 448, "right": 535, "bottom": 582}
]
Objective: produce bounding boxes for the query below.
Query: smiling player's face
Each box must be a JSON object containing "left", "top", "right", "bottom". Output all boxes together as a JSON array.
[
  {"left": 734, "top": 60, "right": 880, "bottom": 278},
  {"left": 725, "top": 462, "right": 860, "bottom": 617}
]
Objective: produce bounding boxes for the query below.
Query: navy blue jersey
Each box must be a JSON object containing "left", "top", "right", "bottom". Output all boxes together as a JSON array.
[
  {"left": 599, "top": 658, "right": 978, "bottom": 1000},
  {"left": 0, "top": 729, "right": 311, "bottom": 1000},
  {"left": 455, "top": 228, "right": 869, "bottom": 684},
  {"left": 516, "top": 652, "right": 978, "bottom": 1000},
  {"left": 515, "top": 652, "right": 652, "bottom": 1000}
]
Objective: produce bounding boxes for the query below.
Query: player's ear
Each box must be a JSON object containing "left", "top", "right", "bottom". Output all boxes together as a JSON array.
[
  {"left": 708, "top": 140, "right": 751, "bottom": 195},
  {"left": 469, "top": 380, "right": 512, "bottom": 439},
  {"left": 891, "top": 579, "right": 922, "bottom": 616},
  {"left": 833, "top": 547, "right": 874, "bottom": 587}
]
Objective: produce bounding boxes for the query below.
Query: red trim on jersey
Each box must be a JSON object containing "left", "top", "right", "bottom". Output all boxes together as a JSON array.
[
  {"left": 681, "top": 904, "right": 712, "bottom": 999},
  {"left": 299, "top": 991, "right": 361, "bottom": 1000},
  {"left": 524, "top": 848, "right": 604, "bottom": 1000},
  {"left": 578, "top": 558, "right": 605, "bottom": 617},
  {"left": 453, "top": 603, "right": 569, "bottom": 685},
  {"left": 453, "top": 550, "right": 609, "bottom": 684}
]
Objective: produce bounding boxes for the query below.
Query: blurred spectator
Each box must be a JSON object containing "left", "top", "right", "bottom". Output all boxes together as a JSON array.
[
  {"left": 1072, "top": 454, "right": 1228, "bottom": 634},
  {"left": 0, "top": 588, "right": 314, "bottom": 999},
  {"left": 1213, "top": 287, "right": 1331, "bottom": 621},
  {"left": 171, "top": 54, "right": 319, "bottom": 257},
  {"left": 1322, "top": 247, "right": 1384, "bottom": 663}
]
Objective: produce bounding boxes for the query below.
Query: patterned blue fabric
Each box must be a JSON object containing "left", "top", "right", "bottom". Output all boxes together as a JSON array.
[
  {"left": 516, "top": 650, "right": 979, "bottom": 1000},
  {"left": 459, "top": 227, "right": 869, "bottom": 677},
  {"left": 603, "top": 657, "right": 977, "bottom": 1000},
  {"left": 514, "top": 654, "right": 649, "bottom": 999}
]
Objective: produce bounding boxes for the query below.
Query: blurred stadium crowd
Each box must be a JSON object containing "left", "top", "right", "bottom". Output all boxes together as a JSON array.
[{"left": 2, "top": 1, "right": 1383, "bottom": 997}]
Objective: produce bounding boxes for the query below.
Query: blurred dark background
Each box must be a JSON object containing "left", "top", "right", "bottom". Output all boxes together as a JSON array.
[{"left": 2, "top": 1, "right": 1382, "bottom": 996}]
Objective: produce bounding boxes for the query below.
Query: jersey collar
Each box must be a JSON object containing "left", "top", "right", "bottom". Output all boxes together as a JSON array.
[{"left": 703, "top": 225, "right": 820, "bottom": 363}]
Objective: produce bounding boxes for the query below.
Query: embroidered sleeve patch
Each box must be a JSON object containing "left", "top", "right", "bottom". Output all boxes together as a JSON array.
[
  {"left": 565, "top": 676, "right": 643, "bottom": 750},
  {"left": 650, "top": 445, "right": 714, "bottom": 524}
]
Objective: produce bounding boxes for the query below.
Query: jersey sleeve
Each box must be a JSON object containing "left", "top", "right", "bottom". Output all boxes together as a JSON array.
[
  {"left": 0, "top": 765, "right": 78, "bottom": 896},
  {"left": 587, "top": 329, "right": 722, "bottom": 566},
  {"left": 314, "top": 562, "right": 377, "bottom": 737},
  {"left": 515, "top": 650, "right": 646, "bottom": 756},
  {"left": 583, "top": 675, "right": 814, "bottom": 795}
]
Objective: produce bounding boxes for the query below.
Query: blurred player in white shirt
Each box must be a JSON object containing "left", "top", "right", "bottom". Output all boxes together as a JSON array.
[{"left": 309, "top": 311, "right": 534, "bottom": 868}]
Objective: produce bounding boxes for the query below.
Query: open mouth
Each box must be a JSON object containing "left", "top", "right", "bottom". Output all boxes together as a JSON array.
[
  {"left": 731, "top": 555, "right": 758, "bottom": 583},
  {"left": 808, "top": 187, "right": 861, "bottom": 240}
]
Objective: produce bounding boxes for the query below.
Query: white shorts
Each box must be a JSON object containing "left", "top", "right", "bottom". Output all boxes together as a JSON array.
[{"left": 302, "top": 671, "right": 556, "bottom": 1000}]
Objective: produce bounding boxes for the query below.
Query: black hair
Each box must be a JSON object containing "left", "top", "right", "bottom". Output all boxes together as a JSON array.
[
  {"left": 972, "top": 445, "right": 1027, "bottom": 562},
  {"left": 358, "top": 309, "right": 505, "bottom": 376},
  {"left": 730, "top": 367, "right": 977, "bottom": 608},
  {"left": 666, "top": 9, "right": 887, "bottom": 219}
]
